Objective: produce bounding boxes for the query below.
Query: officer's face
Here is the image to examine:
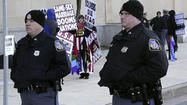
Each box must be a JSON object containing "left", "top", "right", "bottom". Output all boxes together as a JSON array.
[
  {"left": 25, "top": 19, "right": 43, "bottom": 38},
  {"left": 120, "top": 11, "right": 132, "bottom": 30},
  {"left": 120, "top": 10, "right": 140, "bottom": 31}
]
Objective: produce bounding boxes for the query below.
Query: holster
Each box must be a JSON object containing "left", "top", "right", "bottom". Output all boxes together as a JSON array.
[
  {"left": 53, "top": 80, "right": 62, "bottom": 91},
  {"left": 111, "top": 80, "right": 163, "bottom": 105},
  {"left": 112, "top": 84, "right": 153, "bottom": 105},
  {"left": 153, "top": 80, "right": 163, "bottom": 105}
]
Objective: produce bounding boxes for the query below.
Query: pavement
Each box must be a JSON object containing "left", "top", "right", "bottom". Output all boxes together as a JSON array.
[{"left": 1, "top": 43, "right": 187, "bottom": 105}]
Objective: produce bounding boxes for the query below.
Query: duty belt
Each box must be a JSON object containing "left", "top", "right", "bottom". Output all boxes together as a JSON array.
[
  {"left": 18, "top": 82, "right": 51, "bottom": 94},
  {"left": 113, "top": 85, "right": 154, "bottom": 102},
  {"left": 18, "top": 84, "right": 35, "bottom": 93}
]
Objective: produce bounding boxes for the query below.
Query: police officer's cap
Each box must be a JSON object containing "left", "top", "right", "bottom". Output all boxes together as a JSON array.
[
  {"left": 120, "top": 0, "right": 144, "bottom": 20},
  {"left": 25, "top": 10, "right": 45, "bottom": 27}
]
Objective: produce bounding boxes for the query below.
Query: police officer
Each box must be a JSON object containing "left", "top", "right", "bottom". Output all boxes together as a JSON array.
[
  {"left": 98, "top": 1, "right": 168, "bottom": 105},
  {"left": 11, "top": 10, "right": 71, "bottom": 105}
]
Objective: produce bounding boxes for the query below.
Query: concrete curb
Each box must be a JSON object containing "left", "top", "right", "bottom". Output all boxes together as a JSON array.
[{"left": 162, "top": 82, "right": 187, "bottom": 100}]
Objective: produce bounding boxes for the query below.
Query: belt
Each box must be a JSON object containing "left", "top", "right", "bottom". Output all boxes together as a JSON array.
[
  {"left": 113, "top": 89, "right": 131, "bottom": 99},
  {"left": 18, "top": 84, "right": 36, "bottom": 93},
  {"left": 18, "top": 82, "right": 51, "bottom": 93},
  {"left": 112, "top": 87, "right": 154, "bottom": 100}
]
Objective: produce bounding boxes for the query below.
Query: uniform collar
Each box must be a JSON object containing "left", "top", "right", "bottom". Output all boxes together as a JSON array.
[
  {"left": 26, "top": 30, "right": 47, "bottom": 46},
  {"left": 123, "top": 23, "right": 144, "bottom": 39},
  {"left": 26, "top": 30, "right": 46, "bottom": 42}
]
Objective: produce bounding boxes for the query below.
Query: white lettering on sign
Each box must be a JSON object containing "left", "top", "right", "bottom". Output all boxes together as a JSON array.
[
  {"left": 59, "top": 23, "right": 77, "bottom": 32},
  {"left": 57, "top": 32, "right": 74, "bottom": 42},
  {"left": 54, "top": 3, "right": 73, "bottom": 12},
  {"left": 87, "top": 32, "right": 97, "bottom": 45},
  {"left": 57, "top": 16, "right": 76, "bottom": 25},
  {"left": 65, "top": 3, "right": 73, "bottom": 10},
  {"left": 55, "top": 10, "right": 75, "bottom": 19},
  {"left": 54, "top": 3, "right": 77, "bottom": 31},
  {"left": 54, "top": 5, "right": 65, "bottom": 12}
]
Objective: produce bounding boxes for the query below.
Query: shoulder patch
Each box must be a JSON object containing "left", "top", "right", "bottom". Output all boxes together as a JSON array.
[
  {"left": 54, "top": 40, "right": 65, "bottom": 52},
  {"left": 148, "top": 39, "right": 162, "bottom": 51}
]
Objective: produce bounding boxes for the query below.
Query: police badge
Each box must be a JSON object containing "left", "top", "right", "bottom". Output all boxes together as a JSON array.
[
  {"left": 54, "top": 40, "right": 65, "bottom": 52},
  {"left": 27, "top": 13, "right": 32, "bottom": 20},
  {"left": 121, "top": 46, "right": 128, "bottom": 53},
  {"left": 34, "top": 50, "right": 40, "bottom": 56},
  {"left": 149, "top": 39, "right": 162, "bottom": 51}
]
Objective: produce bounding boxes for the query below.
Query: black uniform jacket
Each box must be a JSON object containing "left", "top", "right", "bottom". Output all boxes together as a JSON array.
[
  {"left": 11, "top": 30, "right": 71, "bottom": 88},
  {"left": 98, "top": 23, "right": 168, "bottom": 89}
]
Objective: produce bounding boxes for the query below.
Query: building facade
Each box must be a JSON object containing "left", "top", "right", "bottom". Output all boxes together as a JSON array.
[
  {"left": 0, "top": 0, "right": 187, "bottom": 28},
  {"left": 0, "top": 0, "right": 187, "bottom": 53}
]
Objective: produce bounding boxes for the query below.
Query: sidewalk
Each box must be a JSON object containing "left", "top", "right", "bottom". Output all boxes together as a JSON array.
[{"left": 0, "top": 43, "right": 187, "bottom": 105}]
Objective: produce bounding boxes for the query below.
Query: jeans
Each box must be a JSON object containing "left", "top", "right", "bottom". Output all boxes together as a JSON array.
[{"left": 160, "top": 29, "right": 168, "bottom": 46}]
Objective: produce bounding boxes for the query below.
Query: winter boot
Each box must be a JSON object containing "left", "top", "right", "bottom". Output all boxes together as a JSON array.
[
  {"left": 84, "top": 73, "right": 89, "bottom": 79},
  {"left": 79, "top": 73, "right": 85, "bottom": 79}
]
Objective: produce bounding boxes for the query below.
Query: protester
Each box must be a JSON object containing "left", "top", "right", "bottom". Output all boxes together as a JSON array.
[
  {"left": 168, "top": 10, "right": 178, "bottom": 52},
  {"left": 168, "top": 10, "right": 185, "bottom": 60},
  {"left": 44, "top": 9, "right": 60, "bottom": 36},
  {"left": 150, "top": 11, "right": 163, "bottom": 44},
  {"left": 73, "top": 15, "right": 92, "bottom": 79},
  {"left": 98, "top": 1, "right": 168, "bottom": 105},
  {"left": 10, "top": 10, "right": 71, "bottom": 105},
  {"left": 160, "top": 9, "right": 169, "bottom": 49}
]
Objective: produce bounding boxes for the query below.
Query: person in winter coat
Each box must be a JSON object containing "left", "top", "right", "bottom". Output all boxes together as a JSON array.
[
  {"left": 11, "top": 10, "right": 71, "bottom": 105},
  {"left": 44, "top": 9, "right": 59, "bottom": 36},
  {"left": 168, "top": 10, "right": 185, "bottom": 59},
  {"left": 98, "top": 1, "right": 168, "bottom": 105}
]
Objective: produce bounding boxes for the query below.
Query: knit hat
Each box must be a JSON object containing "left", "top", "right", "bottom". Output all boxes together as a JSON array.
[
  {"left": 25, "top": 10, "right": 45, "bottom": 27},
  {"left": 163, "top": 9, "right": 169, "bottom": 13},
  {"left": 120, "top": 0, "right": 144, "bottom": 20},
  {"left": 169, "top": 10, "right": 176, "bottom": 17}
]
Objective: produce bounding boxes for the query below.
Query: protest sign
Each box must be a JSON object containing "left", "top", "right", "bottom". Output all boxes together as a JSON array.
[
  {"left": 85, "top": 0, "right": 96, "bottom": 29},
  {"left": 56, "top": 31, "right": 74, "bottom": 55},
  {"left": 175, "top": 13, "right": 185, "bottom": 35},
  {"left": 87, "top": 32, "right": 102, "bottom": 63},
  {"left": 5, "top": 35, "right": 15, "bottom": 56},
  {"left": 54, "top": 3, "right": 77, "bottom": 32},
  {"left": 54, "top": 3, "right": 77, "bottom": 55}
]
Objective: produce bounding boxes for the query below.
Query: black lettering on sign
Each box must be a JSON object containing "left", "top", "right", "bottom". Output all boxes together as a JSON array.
[
  {"left": 85, "top": 15, "right": 89, "bottom": 21},
  {"left": 87, "top": 16, "right": 95, "bottom": 25},
  {"left": 85, "top": 0, "right": 96, "bottom": 11},
  {"left": 87, "top": 9, "right": 93, "bottom": 16}
]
